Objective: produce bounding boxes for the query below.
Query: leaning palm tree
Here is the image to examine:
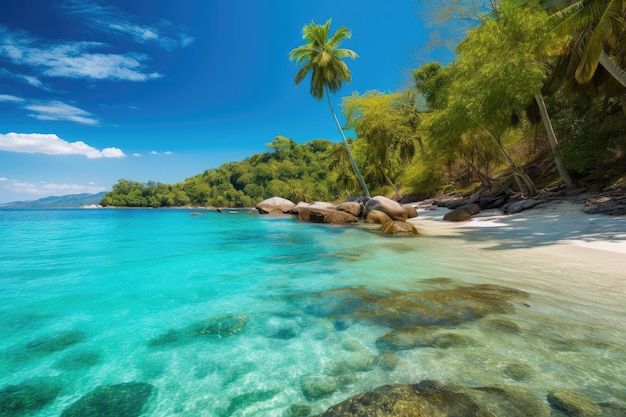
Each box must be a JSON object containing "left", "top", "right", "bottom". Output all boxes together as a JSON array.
[{"left": 290, "top": 19, "right": 371, "bottom": 198}]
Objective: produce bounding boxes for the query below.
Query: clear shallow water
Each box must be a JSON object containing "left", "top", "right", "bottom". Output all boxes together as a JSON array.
[{"left": 0, "top": 208, "right": 624, "bottom": 416}]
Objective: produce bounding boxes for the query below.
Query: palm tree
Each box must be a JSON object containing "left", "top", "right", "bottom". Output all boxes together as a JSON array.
[
  {"left": 290, "top": 19, "right": 371, "bottom": 198},
  {"left": 551, "top": 0, "right": 626, "bottom": 87}
]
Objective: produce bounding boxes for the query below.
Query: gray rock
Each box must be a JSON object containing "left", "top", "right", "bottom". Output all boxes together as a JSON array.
[
  {"left": 300, "top": 375, "right": 338, "bottom": 400},
  {"left": 443, "top": 209, "right": 472, "bottom": 221},
  {"left": 256, "top": 197, "right": 296, "bottom": 215},
  {"left": 297, "top": 207, "right": 359, "bottom": 224}
]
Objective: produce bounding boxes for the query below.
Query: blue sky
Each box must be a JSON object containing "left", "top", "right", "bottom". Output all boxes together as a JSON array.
[{"left": 0, "top": 0, "right": 447, "bottom": 203}]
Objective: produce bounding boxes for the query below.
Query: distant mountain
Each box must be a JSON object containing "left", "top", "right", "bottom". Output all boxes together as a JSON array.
[{"left": 0, "top": 192, "right": 107, "bottom": 209}]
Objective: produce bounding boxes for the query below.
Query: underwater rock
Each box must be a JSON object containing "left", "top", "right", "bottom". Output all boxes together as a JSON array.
[
  {"left": 286, "top": 403, "right": 312, "bottom": 417},
  {"left": 26, "top": 330, "right": 87, "bottom": 354},
  {"left": 547, "top": 388, "right": 602, "bottom": 417},
  {"left": 61, "top": 382, "right": 155, "bottom": 417},
  {"left": 54, "top": 350, "right": 101, "bottom": 371},
  {"left": 315, "top": 381, "right": 480, "bottom": 416},
  {"left": 315, "top": 380, "right": 549, "bottom": 417},
  {"left": 0, "top": 378, "right": 62, "bottom": 417},
  {"left": 377, "top": 352, "right": 401, "bottom": 371},
  {"left": 221, "top": 386, "right": 283, "bottom": 417},
  {"left": 487, "top": 318, "right": 521, "bottom": 333},
  {"left": 148, "top": 315, "right": 248, "bottom": 347},
  {"left": 300, "top": 375, "right": 338, "bottom": 400},
  {"left": 503, "top": 363, "right": 535, "bottom": 381},
  {"left": 271, "top": 327, "right": 297, "bottom": 340},
  {"left": 305, "top": 284, "right": 528, "bottom": 331}
]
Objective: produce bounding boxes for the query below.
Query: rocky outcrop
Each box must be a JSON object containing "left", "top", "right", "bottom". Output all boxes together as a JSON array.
[
  {"left": 364, "top": 196, "right": 409, "bottom": 221},
  {"left": 365, "top": 209, "right": 392, "bottom": 224},
  {"left": 256, "top": 197, "right": 296, "bottom": 215},
  {"left": 297, "top": 207, "right": 359, "bottom": 224},
  {"left": 583, "top": 188, "right": 626, "bottom": 215},
  {"left": 335, "top": 202, "right": 362, "bottom": 217}
]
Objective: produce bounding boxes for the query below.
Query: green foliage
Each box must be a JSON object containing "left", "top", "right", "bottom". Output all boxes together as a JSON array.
[{"left": 100, "top": 137, "right": 356, "bottom": 208}]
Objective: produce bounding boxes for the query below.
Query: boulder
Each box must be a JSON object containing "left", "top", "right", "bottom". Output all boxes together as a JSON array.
[
  {"left": 458, "top": 203, "right": 481, "bottom": 215},
  {"left": 380, "top": 221, "right": 419, "bottom": 236},
  {"left": 335, "top": 201, "right": 362, "bottom": 217},
  {"left": 501, "top": 199, "right": 545, "bottom": 214},
  {"left": 256, "top": 197, "right": 296, "bottom": 215},
  {"left": 443, "top": 209, "right": 472, "bottom": 222},
  {"left": 365, "top": 210, "right": 392, "bottom": 225},
  {"left": 365, "top": 196, "right": 409, "bottom": 221},
  {"left": 403, "top": 205, "right": 418, "bottom": 218},
  {"left": 296, "top": 201, "right": 336, "bottom": 210},
  {"left": 297, "top": 208, "right": 359, "bottom": 224}
]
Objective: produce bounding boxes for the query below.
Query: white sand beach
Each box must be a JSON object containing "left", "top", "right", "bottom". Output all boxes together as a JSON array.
[{"left": 410, "top": 201, "right": 626, "bottom": 305}]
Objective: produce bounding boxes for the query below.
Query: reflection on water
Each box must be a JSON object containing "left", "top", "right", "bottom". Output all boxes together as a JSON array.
[{"left": 0, "top": 209, "right": 624, "bottom": 416}]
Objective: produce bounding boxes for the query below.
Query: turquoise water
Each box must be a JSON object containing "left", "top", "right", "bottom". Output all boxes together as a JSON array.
[{"left": 1, "top": 208, "right": 624, "bottom": 416}]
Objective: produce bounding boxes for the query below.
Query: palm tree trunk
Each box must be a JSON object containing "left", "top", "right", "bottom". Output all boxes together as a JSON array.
[
  {"left": 326, "top": 87, "right": 371, "bottom": 198},
  {"left": 534, "top": 94, "right": 577, "bottom": 189}
]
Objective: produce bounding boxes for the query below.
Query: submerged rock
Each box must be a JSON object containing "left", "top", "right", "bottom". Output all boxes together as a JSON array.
[
  {"left": 304, "top": 283, "right": 527, "bottom": 331},
  {"left": 286, "top": 403, "right": 312, "bottom": 417},
  {"left": 547, "top": 388, "right": 602, "bottom": 417},
  {"left": 315, "top": 380, "right": 549, "bottom": 417},
  {"left": 300, "top": 375, "right": 338, "bottom": 400},
  {"left": 54, "top": 350, "right": 101, "bottom": 371},
  {"left": 26, "top": 330, "right": 87, "bottom": 354},
  {"left": 61, "top": 382, "right": 155, "bottom": 417},
  {"left": 148, "top": 315, "right": 248, "bottom": 347},
  {"left": 503, "top": 363, "right": 535, "bottom": 381},
  {"left": 0, "top": 378, "right": 62, "bottom": 417},
  {"left": 221, "top": 386, "right": 283, "bottom": 417}
]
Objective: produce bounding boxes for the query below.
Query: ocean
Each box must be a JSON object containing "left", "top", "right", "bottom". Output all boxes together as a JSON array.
[{"left": 1, "top": 208, "right": 624, "bottom": 416}]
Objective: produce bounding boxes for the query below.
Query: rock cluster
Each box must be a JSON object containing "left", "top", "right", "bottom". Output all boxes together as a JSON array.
[{"left": 255, "top": 195, "right": 419, "bottom": 236}]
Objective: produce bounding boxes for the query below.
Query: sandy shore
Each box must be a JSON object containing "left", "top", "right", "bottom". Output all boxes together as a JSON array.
[{"left": 410, "top": 200, "right": 626, "bottom": 279}]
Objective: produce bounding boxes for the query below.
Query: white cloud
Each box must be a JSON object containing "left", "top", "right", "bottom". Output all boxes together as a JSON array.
[
  {"left": 163, "top": 151, "right": 173, "bottom": 155},
  {"left": 24, "top": 101, "right": 99, "bottom": 125},
  {"left": 0, "top": 26, "right": 162, "bottom": 83},
  {"left": 62, "top": 0, "right": 194, "bottom": 50},
  {"left": 0, "top": 177, "right": 8, "bottom": 181},
  {"left": 149, "top": 150, "right": 173, "bottom": 156},
  {"left": 0, "top": 132, "right": 125, "bottom": 159},
  {"left": 0, "top": 94, "right": 24, "bottom": 103},
  {"left": 132, "top": 153, "right": 142, "bottom": 157}
]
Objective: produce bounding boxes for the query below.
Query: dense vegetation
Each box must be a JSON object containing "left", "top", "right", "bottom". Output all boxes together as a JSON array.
[{"left": 102, "top": 0, "right": 626, "bottom": 208}]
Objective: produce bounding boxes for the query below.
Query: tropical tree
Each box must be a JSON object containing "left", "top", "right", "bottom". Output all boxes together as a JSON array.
[{"left": 289, "top": 19, "right": 371, "bottom": 198}]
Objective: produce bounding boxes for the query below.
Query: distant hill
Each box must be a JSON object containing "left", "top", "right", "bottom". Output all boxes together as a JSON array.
[{"left": 0, "top": 192, "right": 107, "bottom": 209}]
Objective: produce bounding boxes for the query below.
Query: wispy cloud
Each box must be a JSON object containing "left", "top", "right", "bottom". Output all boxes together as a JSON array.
[
  {"left": 61, "top": 0, "right": 194, "bottom": 50},
  {"left": 0, "top": 25, "right": 161, "bottom": 83},
  {"left": 24, "top": 101, "right": 99, "bottom": 125},
  {"left": 149, "top": 150, "right": 173, "bottom": 155},
  {"left": 2, "top": 177, "right": 106, "bottom": 196},
  {"left": 0, "top": 94, "right": 24, "bottom": 103},
  {"left": 0, "top": 132, "right": 125, "bottom": 159}
]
